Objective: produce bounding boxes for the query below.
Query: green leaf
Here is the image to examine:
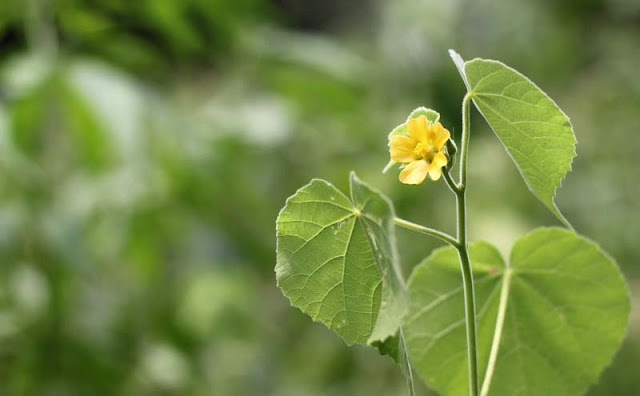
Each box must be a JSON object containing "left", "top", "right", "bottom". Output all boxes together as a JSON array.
[
  {"left": 404, "top": 227, "right": 630, "bottom": 396},
  {"left": 275, "top": 173, "right": 408, "bottom": 345},
  {"left": 276, "top": 173, "right": 415, "bottom": 394},
  {"left": 349, "top": 172, "right": 409, "bottom": 342},
  {"left": 450, "top": 51, "right": 576, "bottom": 227}
]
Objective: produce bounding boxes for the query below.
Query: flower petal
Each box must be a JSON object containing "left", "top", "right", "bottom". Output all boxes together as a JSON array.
[
  {"left": 399, "top": 160, "right": 430, "bottom": 185},
  {"left": 431, "top": 151, "right": 448, "bottom": 169},
  {"left": 428, "top": 167, "right": 442, "bottom": 181},
  {"left": 431, "top": 122, "right": 451, "bottom": 150},
  {"left": 390, "top": 136, "right": 418, "bottom": 162},
  {"left": 407, "top": 115, "right": 429, "bottom": 142}
]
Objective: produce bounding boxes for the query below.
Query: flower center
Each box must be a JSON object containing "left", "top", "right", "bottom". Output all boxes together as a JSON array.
[{"left": 414, "top": 142, "right": 437, "bottom": 162}]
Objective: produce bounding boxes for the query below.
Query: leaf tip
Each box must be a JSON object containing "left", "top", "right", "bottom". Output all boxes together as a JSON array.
[
  {"left": 349, "top": 170, "right": 359, "bottom": 184},
  {"left": 448, "top": 49, "right": 470, "bottom": 91}
]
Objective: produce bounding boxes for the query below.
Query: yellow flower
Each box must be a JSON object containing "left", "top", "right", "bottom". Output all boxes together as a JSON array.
[{"left": 389, "top": 115, "right": 451, "bottom": 184}]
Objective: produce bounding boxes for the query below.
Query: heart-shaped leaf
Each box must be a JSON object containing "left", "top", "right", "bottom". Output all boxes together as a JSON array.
[
  {"left": 450, "top": 50, "right": 576, "bottom": 227},
  {"left": 404, "top": 227, "right": 629, "bottom": 396},
  {"left": 276, "top": 173, "right": 408, "bottom": 345}
]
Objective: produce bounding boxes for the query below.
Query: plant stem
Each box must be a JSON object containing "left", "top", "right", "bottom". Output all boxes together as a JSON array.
[
  {"left": 443, "top": 170, "right": 461, "bottom": 194},
  {"left": 395, "top": 92, "right": 478, "bottom": 395},
  {"left": 459, "top": 93, "right": 473, "bottom": 185},
  {"left": 455, "top": 92, "right": 479, "bottom": 396},
  {"left": 394, "top": 217, "right": 458, "bottom": 247},
  {"left": 455, "top": 190, "right": 478, "bottom": 396}
]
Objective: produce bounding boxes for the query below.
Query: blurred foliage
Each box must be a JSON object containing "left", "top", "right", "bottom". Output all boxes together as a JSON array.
[{"left": 0, "top": 0, "right": 638, "bottom": 395}]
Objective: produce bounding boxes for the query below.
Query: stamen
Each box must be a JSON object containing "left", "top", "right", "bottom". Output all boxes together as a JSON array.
[{"left": 414, "top": 142, "right": 438, "bottom": 162}]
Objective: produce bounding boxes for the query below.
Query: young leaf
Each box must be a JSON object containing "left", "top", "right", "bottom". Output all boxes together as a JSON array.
[
  {"left": 450, "top": 51, "right": 576, "bottom": 227},
  {"left": 275, "top": 173, "right": 408, "bottom": 345},
  {"left": 404, "top": 228, "right": 630, "bottom": 396}
]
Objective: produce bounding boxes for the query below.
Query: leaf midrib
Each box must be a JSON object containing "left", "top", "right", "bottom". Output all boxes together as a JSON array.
[{"left": 480, "top": 268, "right": 512, "bottom": 396}]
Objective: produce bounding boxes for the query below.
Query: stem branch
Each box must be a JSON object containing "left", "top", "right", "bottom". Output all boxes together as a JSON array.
[
  {"left": 394, "top": 217, "right": 458, "bottom": 247},
  {"left": 443, "top": 170, "right": 461, "bottom": 194}
]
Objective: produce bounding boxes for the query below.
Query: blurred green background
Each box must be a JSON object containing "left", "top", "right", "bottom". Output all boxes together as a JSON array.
[{"left": 0, "top": 0, "right": 638, "bottom": 395}]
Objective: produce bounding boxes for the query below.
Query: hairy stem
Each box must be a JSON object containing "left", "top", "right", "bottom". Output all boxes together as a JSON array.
[
  {"left": 459, "top": 93, "right": 473, "bottom": 185},
  {"left": 394, "top": 217, "right": 458, "bottom": 247},
  {"left": 395, "top": 92, "right": 478, "bottom": 395},
  {"left": 455, "top": 191, "right": 478, "bottom": 396},
  {"left": 455, "top": 92, "right": 479, "bottom": 396}
]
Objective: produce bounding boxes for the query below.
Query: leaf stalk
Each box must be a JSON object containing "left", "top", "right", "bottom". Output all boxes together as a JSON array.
[{"left": 393, "top": 218, "right": 458, "bottom": 247}]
